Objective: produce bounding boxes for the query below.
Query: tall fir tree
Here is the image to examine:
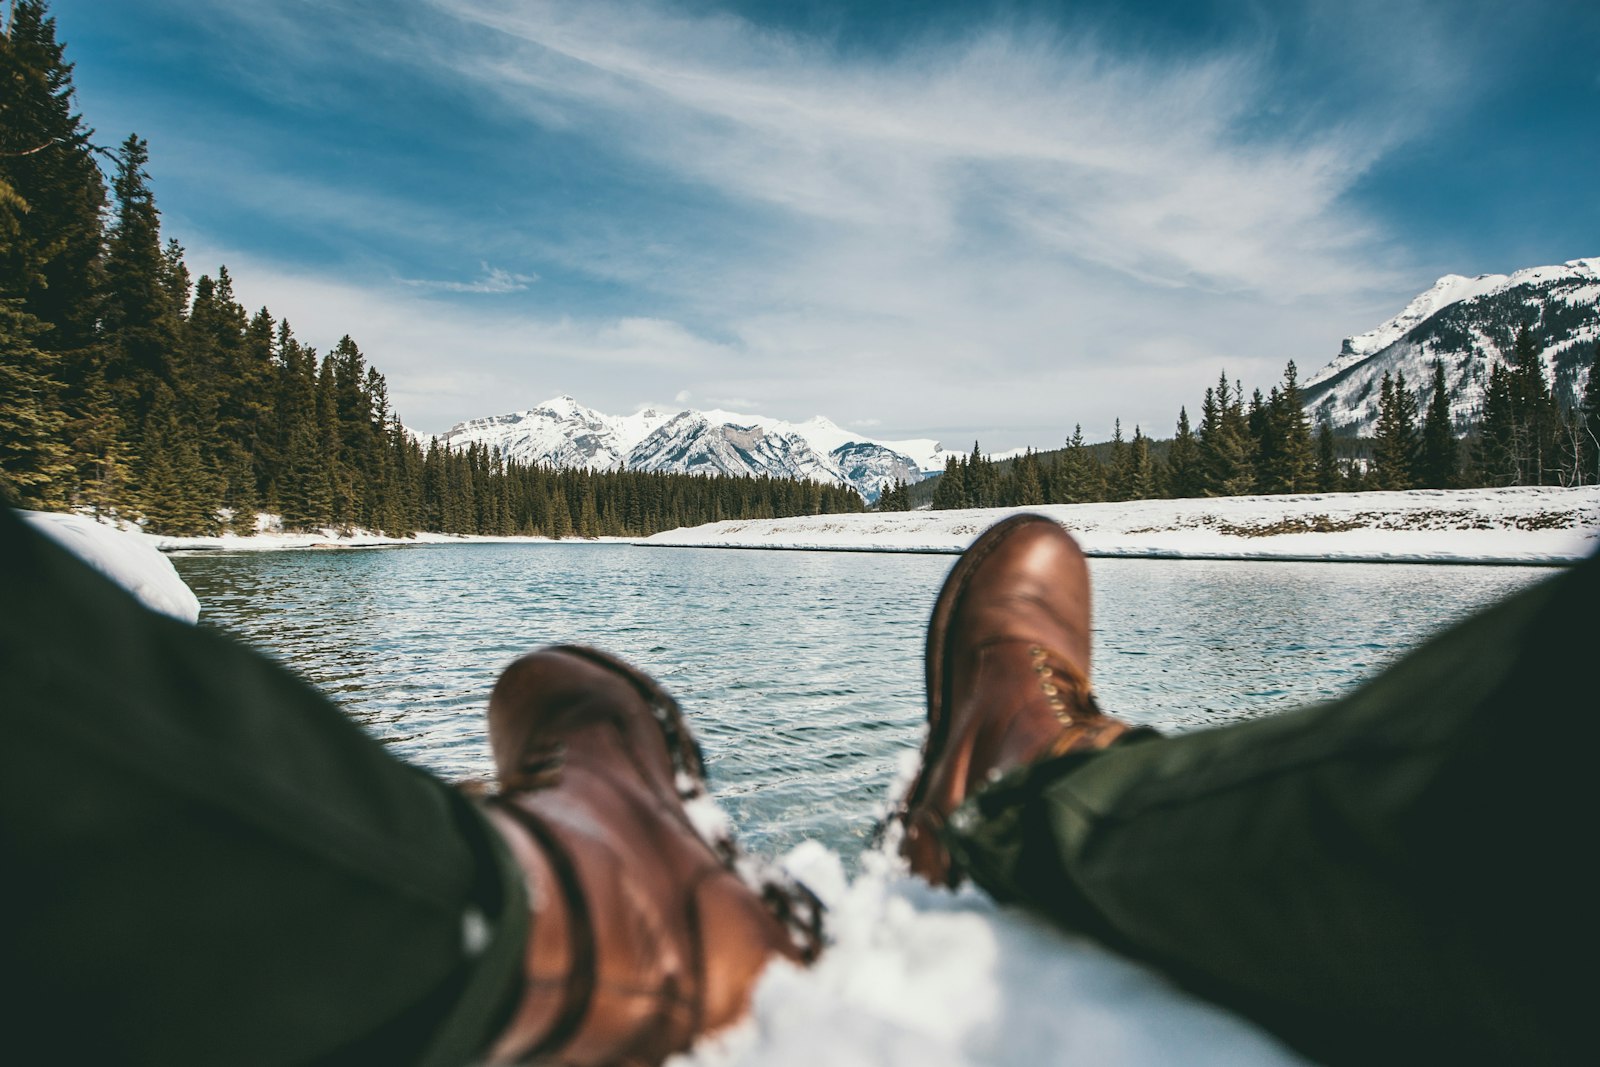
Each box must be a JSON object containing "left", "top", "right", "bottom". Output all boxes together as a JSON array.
[
  {"left": 1314, "top": 418, "right": 1340, "bottom": 492},
  {"left": 102, "top": 134, "right": 181, "bottom": 429},
  {"left": 1106, "top": 419, "right": 1130, "bottom": 500},
  {"left": 1418, "top": 360, "right": 1458, "bottom": 489},
  {"left": 0, "top": 297, "right": 72, "bottom": 505},
  {"left": 1166, "top": 406, "right": 1202, "bottom": 498},
  {"left": 1475, "top": 363, "right": 1519, "bottom": 486},
  {"left": 931, "top": 454, "right": 964, "bottom": 509},
  {"left": 1370, "top": 371, "right": 1419, "bottom": 490},
  {"left": 0, "top": 1, "right": 105, "bottom": 353},
  {"left": 1581, "top": 342, "right": 1600, "bottom": 485},
  {"left": 1261, "top": 362, "right": 1314, "bottom": 493},
  {"left": 1011, "top": 448, "right": 1044, "bottom": 506},
  {"left": 1506, "top": 323, "right": 1559, "bottom": 485},
  {"left": 1199, "top": 373, "right": 1255, "bottom": 496}
]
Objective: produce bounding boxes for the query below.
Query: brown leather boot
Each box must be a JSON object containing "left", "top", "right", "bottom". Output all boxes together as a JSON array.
[
  {"left": 479, "top": 646, "right": 819, "bottom": 1066},
  {"left": 897, "top": 514, "right": 1137, "bottom": 887}
]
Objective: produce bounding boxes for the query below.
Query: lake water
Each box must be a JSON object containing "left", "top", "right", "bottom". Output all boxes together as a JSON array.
[{"left": 173, "top": 544, "right": 1547, "bottom": 864}]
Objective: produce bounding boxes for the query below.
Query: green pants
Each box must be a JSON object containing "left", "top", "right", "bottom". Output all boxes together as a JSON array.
[
  {"left": 948, "top": 549, "right": 1594, "bottom": 1065},
  {"left": 1, "top": 506, "right": 527, "bottom": 1066}
]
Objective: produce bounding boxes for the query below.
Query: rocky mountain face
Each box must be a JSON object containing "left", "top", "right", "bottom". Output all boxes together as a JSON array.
[
  {"left": 431, "top": 395, "right": 953, "bottom": 501},
  {"left": 1303, "top": 258, "right": 1600, "bottom": 435}
]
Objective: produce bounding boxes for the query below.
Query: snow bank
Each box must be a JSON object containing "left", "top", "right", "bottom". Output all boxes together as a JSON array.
[
  {"left": 681, "top": 756, "right": 1307, "bottom": 1065},
  {"left": 133, "top": 513, "right": 605, "bottom": 553},
  {"left": 642, "top": 486, "right": 1600, "bottom": 566},
  {"left": 20, "top": 510, "right": 202, "bottom": 622},
  {"left": 139, "top": 528, "right": 571, "bottom": 553},
  {"left": 685, "top": 842, "right": 1305, "bottom": 1067}
]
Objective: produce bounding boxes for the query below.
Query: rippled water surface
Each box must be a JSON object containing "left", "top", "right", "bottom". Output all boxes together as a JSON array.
[{"left": 174, "top": 545, "right": 1547, "bottom": 863}]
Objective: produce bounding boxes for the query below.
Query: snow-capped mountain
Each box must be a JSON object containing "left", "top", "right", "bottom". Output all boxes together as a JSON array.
[
  {"left": 1303, "top": 258, "right": 1600, "bottom": 435},
  {"left": 429, "top": 396, "right": 956, "bottom": 500}
]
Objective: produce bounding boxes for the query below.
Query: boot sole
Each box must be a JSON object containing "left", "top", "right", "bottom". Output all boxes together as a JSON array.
[{"left": 894, "top": 514, "right": 1062, "bottom": 853}]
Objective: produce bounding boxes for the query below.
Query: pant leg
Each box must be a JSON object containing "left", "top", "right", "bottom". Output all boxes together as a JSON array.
[
  {"left": 0, "top": 506, "right": 528, "bottom": 1067},
  {"left": 946, "top": 551, "right": 1596, "bottom": 1065}
]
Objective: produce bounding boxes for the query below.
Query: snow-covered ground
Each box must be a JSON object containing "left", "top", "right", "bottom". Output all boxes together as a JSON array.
[
  {"left": 686, "top": 819, "right": 1309, "bottom": 1067},
  {"left": 140, "top": 527, "right": 577, "bottom": 553},
  {"left": 21, "top": 509, "right": 201, "bottom": 622},
  {"left": 642, "top": 486, "right": 1600, "bottom": 565}
]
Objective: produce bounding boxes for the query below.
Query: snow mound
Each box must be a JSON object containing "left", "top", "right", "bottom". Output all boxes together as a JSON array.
[
  {"left": 21, "top": 510, "right": 201, "bottom": 623},
  {"left": 681, "top": 843, "right": 1306, "bottom": 1067}
]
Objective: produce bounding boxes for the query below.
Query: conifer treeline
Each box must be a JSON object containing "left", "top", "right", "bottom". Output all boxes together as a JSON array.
[
  {"left": 0, "top": 3, "right": 862, "bottom": 535},
  {"left": 882, "top": 346, "right": 1600, "bottom": 512}
]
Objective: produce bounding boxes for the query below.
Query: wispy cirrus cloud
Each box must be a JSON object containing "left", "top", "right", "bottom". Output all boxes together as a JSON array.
[
  {"left": 428, "top": 0, "right": 1415, "bottom": 299},
  {"left": 403, "top": 262, "right": 539, "bottom": 293},
  {"left": 105, "top": 0, "right": 1535, "bottom": 444}
]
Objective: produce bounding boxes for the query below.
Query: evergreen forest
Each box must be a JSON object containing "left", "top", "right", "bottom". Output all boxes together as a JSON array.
[
  {"left": 879, "top": 346, "right": 1600, "bottom": 512},
  {"left": 0, "top": 2, "right": 862, "bottom": 536}
]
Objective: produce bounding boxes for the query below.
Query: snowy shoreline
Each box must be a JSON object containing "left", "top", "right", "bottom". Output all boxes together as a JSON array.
[
  {"left": 640, "top": 486, "right": 1600, "bottom": 566},
  {"left": 29, "top": 485, "right": 1600, "bottom": 567}
]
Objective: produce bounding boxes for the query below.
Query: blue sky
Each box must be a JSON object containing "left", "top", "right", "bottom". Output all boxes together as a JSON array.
[{"left": 49, "top": 0, "right": 1599, "bottom": 446}]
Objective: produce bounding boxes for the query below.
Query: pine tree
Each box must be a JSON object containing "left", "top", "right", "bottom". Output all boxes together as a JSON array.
[
  {"left": 1166, "top": 406, "right": 1202, "bottom": 498},
  {"left": 1581, "top": 343, "right": 1600, "bottom": 485},
  {"left": 137, "top": 382, "right": 218, "bottom": 534},
  {"left": 1371, "top": 371, "right": 1418, "bottom": 490},
  {"left": 102, "top": 134, "right": 181, "bottom": 429},
  {"left": 1314, "top": 418, "right": 1339, "bottom": 492},
  {"left": 965, "top": 441, "right": 994, "bottom": 508},
  {"left": 1012, "top": 448, "right": 1044, "bottom": 505},
  {"left": 0, "top": 297, "right": 72, "bottom": 505},
  {"left": 1106, "top": 419, "right": 1130, "bottom": 500},
  {"left": 0, "top": 1, "right": 106, "bottom": 354},
  {"left": 1127, "top": 425, "right": 1155, "bottom": 499},
  {"left": 1262, "top": 362, "right": 1314, "bottom": 494},
  {"left": 1199, "top": 373, "right": 1255, "bottom": 496},
  {"left": 931, "top": 454, "right": 964, "bottom": 509},
  {"left": 1418, "top": 360, "right": 1457, "bottom": 489},
  {"left": 1475, "top": 363, "right": 1518, "bottom": 486},
  {"left": 1507, "top": 323, "right": 1559, "bottom": 485},
  {"left": 1052, "top": 426, "right": 1092, "bottom": 503}
]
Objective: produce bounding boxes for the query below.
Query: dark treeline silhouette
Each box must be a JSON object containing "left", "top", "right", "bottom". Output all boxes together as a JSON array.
[
  {"left": 882, "top": 346, "right": 1600, "bottom": 512},
  {"left": 0, "top": 3, "right": 862, "bottom": 535}
]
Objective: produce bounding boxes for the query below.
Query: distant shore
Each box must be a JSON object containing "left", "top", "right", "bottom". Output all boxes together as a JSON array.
[
  {"left": 61, "top": 485, "right": 1600, "bottom": 566},
  {"left": 639, "top": 486, "right": 1600, "bottom": 566}
]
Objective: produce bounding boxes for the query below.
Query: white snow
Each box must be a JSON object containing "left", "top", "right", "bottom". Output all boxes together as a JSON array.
[
  {"left": 139, "top": 527, "right": 597, "bottom": 553},
  {"left": 1306, "top": 257, "right": 1600, "bottom": 389},
  {"left": 417, "top": 394, "right": 967, "bottom": 498},
  {"left": 641, "top": 486, "right": 1600, "bottom": 565},
  {"left": 20, "top": 509, "right": 202, "bottom": 622},
  {"left": 683, "top": 835, "right": 1307, "bottom": 1066}
]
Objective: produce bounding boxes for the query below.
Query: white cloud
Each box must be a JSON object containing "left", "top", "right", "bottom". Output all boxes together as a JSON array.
[
  {"left": 674, "top": 389, "right": 692, "bottom": 403},
  {"left": 171, "top": 0, "right": 1466, "bottom": 448},
  {"left": 403, "top": 262, "right": 539, "bottom": 293},
  {"left": 433, "top": 0, "right": 1406, "bottom": 298}
]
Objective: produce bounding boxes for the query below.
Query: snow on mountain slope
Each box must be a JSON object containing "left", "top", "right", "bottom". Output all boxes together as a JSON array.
[
  {"left": 436, "top": 395, "right": 674, "bottom": 470},
  {"left": 1302, "top": 258, "right": 1600, "bottom": 435},
  {"left": 626, "top": 412, "right": 843, "bottom": 484},
  {"left": 428, "top": 397, "right": 962, "bottom": 500}
]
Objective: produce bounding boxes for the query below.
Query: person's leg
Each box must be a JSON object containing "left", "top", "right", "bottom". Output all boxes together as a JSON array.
[
  {"left": 928, "top": 518, "right": 1593, "bottom": 1063},
  {"left": 1, "top": 505, "right": 530, "bottom": 1065},
  {"left": 2, "top": 506, "right": 812, "bottom": 1066}
]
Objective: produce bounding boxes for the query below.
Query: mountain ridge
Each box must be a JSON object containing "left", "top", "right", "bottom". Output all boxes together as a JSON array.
[
  {"left": 428, "top": 395, "right": 961, "bottom": 501},
  {"left": 1303, "top": 257, "right": 1599, "bottom": 434}
]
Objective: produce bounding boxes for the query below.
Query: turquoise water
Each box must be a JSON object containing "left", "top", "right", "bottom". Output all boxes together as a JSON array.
[{"left": 173, "top": 545, "right": 1546, "bottom": 862}]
